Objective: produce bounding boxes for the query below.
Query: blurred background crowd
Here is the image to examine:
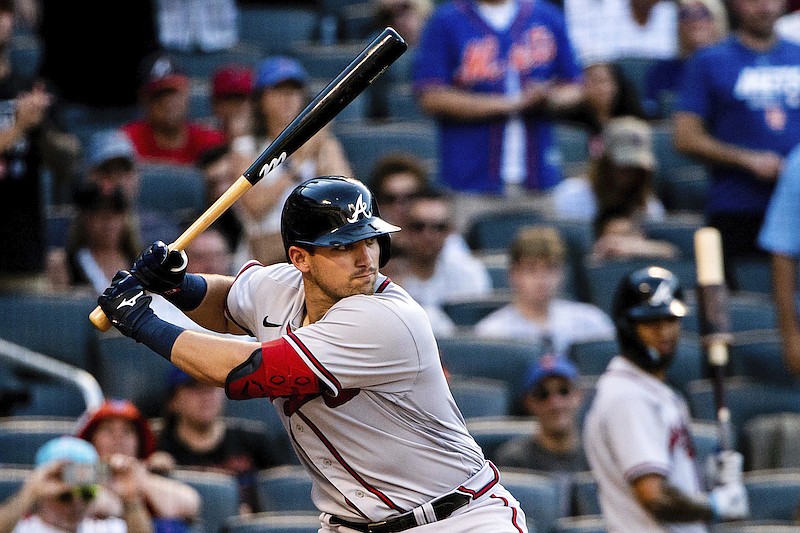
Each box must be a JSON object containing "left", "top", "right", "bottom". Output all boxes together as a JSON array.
[{"left": 0, "top": 0, "right": 799, "bottom": 531}]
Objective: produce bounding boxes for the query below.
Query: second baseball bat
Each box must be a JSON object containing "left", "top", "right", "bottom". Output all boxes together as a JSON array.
[
  {"left": 90, "top": 27, "right": 408, "bottom": 331},
  {"left": 694, "top": 227, "right": 733, "bottom": 451}
]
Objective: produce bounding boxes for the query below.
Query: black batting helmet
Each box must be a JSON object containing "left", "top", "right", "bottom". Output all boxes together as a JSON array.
[
  {"left": 612, "top": 266, "right": 687, "bottom": 370},
  {"left": 281, "top": 176, "right": 400, "bottom": 267}
]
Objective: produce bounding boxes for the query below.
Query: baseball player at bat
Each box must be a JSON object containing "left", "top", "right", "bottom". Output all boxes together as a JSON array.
[
  {"left": 583, "top": 266, "right": 749, "bottom": 532},
  {"left": 97, "top": 176, "right": 528, "bottom": 532}
]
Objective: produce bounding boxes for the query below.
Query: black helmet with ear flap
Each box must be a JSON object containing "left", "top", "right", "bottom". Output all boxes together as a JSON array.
[
  {"left": 281, "top": 176, "right": 400, "bottom": 267},
  {"left": 612, "top": 266, "right": 687, "bottom": 370}
]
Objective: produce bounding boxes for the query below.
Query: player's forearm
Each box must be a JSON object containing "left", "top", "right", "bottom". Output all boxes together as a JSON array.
[
  {"left": 122, "top": 497, "right": 154, "bottom": 533},
  {"left": 417, "top": 87, "right": 516, "bottom": 121},
  {"left": 170, "top": 331, "right": 260, "bottom": 387},
  {"left": 772, "top": 254, "right": 798, "bottom": 333},
  {"left": 0, "top": 485, "right": 36, "bottom": 533},
  {"left": 641, "top": 484, "right": 714, "bottom": 523},
  {"left": 182, "top": 274, "right": 243, "bottom": 334},
  {"left": 673, "top": 112, "right": 754, "bottom": 170},
  {"left": 142, "top": 473, "right": 201, "bottom": 520}
]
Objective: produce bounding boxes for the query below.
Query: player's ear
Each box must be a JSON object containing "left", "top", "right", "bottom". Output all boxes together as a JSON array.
[{"left": 288, "top": 245, "right": 311, "bottom": 272}]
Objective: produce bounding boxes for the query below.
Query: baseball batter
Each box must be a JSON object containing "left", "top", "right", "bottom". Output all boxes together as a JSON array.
[
  {"left": 97, "top": 176, "right": 528, "bottom": 532},
  {"left": 583, "top": 266, "right": 748, "bottom": 532}
]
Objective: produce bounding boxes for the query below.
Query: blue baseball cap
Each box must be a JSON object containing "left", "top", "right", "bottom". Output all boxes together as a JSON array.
[
  {"left": 35, "top": 436, "right": 98, "bottom": 467},
  {"left": 166, "top": 366, "right": 195, "bottom": 395},
  {"left": 523, "top": 355, "right": 579, "bottom": 392},
  {"left": 86, "top": 129, "right": 136, "bottom": 170},
  {"left": 254, "top": 56, "right": 309, "bottom": 91}
]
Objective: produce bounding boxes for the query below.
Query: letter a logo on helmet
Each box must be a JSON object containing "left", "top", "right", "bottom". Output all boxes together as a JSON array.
[{"left": 281, "top": 176, "right": 400, "bottom": 267}]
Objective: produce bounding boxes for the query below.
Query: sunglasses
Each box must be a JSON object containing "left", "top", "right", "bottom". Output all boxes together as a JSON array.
[
  {"left": 408, "top": 220, "right": 449, "bottom": 233},
  {"left": 678, "top": 5, "right": 712, "bottom": 21},
  {"left": 57, "top": 485, "right": 98, "bottom": 504},
  {"left": 531, "top": 384, "right": 573, "bottom": 401}
]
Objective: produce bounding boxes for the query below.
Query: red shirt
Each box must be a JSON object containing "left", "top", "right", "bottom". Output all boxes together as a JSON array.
[{"left": 122, "top": 121, "right": 225, "bottom": 165}]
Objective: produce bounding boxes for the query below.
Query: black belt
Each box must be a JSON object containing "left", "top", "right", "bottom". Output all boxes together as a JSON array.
[{"left": 329, "top": 492, "right": 471, "bottom": 533}]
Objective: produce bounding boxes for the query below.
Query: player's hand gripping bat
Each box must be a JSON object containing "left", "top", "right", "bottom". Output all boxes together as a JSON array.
[
  {"left": 90, "top": 28, "right": 407, "bottom": 331},
  {"left": 694, "top": 227, "right": 734, "bottom": 451}
]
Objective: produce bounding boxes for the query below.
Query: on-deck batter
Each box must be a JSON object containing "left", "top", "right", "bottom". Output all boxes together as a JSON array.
[{"left": 98, "top": 176, "right": 527, "bottom": 532}]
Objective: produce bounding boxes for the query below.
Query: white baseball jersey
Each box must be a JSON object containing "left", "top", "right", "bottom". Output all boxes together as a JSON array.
[
  {"left": 226, "top": 262, "right": 526, "bottom": 530},
  {"left": 583, "top": 356, "right": 707, "bottom": 533}
]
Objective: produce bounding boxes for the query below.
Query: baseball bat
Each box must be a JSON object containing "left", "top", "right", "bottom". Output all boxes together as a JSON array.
[
  {"left": 694, "top": 227, "right": 734, "bottom": 451},
  {"left": 90, "top": 27, "right": 408, "bottom": 331}
]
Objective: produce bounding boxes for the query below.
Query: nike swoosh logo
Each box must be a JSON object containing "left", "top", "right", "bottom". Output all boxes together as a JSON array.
[
  {"left": 118, "top": 291, "right": 145, "bottom": 309},
  {"left": 263, "top": 316, "right": 282, "bottom": 328}
]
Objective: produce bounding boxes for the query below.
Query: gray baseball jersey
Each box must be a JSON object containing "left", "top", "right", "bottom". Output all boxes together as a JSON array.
[
  {"left": 583, "top": 356, "right": 707, "bottom": 533},
  {"left": 226, "top": 262, "right": 521, "bottom": 526}
]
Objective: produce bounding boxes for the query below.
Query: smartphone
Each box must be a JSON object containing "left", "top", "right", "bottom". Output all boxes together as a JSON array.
[{"left": 62, "top": 462, "right": 110, "bottom": 485}]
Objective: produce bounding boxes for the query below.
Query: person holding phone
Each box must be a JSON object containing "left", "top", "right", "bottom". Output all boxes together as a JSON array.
[{"left": 0, "top": 436, "right": 153, "bottom": 533}]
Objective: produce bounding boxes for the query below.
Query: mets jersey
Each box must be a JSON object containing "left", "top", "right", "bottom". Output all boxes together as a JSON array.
[
  {"left": 225, "top": 262, "right": 486, "bottom": 521},
  {"left": 583, "top": 356, "right": 707, "bottom": 533}
]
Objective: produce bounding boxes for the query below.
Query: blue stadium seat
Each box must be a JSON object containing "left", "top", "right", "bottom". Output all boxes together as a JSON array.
[
  {"left": 555, "top": 515, "right": 606, "bottom": 533},
  {"left": 255, "top": 466, "right": 315, "bottom": 513},
  {"left": 171, "top": 469, "right": 240, "bottom": 533},
  {"left": 441, "top": 292, "right": 510, "bottom": 328},
  {"left": 743, "top": 469, "right": 800, "bottom": 522},
  {"left": 742, "top": 413, "right": 800, "bottom": 471},
  {"left": 728, "top": 329, "right": 788, "bottom": 384},
  {"left": 9, "top": 377, "right": 88, "bottom": 418},
  {"left": 0, "top": 467, "right": 29, "bottom": 503},
  {"left": 714, "top": 523, "right": 800, "bottom": 533},
  {"left": 0, "top": 293, "right": 99, "bottom": 370},
  {"left": 171, "top": 45, "right": 261, "bottom": 80},
  {"left": 500, "top": 469, "right": 567, "bottom": 533},
  {"left": 238, "top": 6, "right": 320, "bottom": 55},
  {"left": 223, "top": 512, "right": 321, "bottom": 533},
  {"left": 291, "top": 42, "right": 366, "bottom": 81},
  {"left": 553, "top": 124, "right": 590, "bottom": 175},
  {"left": 465, "top": 416, "right": 537, "bottom": 462},
  {"left": 0, "top": 418, "right": 76, "bottom": 466},
  {"left": 138, "top": 163, "right": 206, "bottom": 217},
  {"left": 464, "top": 209, "right": 546, "bottom": 252},
  {"left": 449, "top": 376, "right": 510, "bottom": 419},
  {"left": 570, "top": 470, "right": 600, "bottom": 517},
  {"left": 731, "top": 257, "right": 773, "bottom": 295}
]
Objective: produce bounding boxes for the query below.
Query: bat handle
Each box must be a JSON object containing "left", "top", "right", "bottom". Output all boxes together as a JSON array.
[{"left": 88, "top": 176, "right": 254, "bottom": 332}]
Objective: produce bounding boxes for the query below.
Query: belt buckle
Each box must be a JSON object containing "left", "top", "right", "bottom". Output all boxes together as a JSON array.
[{"left": 366, "top": 521, "right": 388, "bottom": 533}]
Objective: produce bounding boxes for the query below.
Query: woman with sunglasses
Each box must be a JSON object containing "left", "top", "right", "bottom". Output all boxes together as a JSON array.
[{"left": 0, "top": 436, "right": 153, "bottom": 533}]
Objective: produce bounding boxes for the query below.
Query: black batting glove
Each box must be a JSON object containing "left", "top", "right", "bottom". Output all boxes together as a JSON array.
[
  {"left": 131, "top": 241, "right": 188, "bottom": 295},
  {"left": 98, "top": 271, "right": 156, "bottom": 339}
]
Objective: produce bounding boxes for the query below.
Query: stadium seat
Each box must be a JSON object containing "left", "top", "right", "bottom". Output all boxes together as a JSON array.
[
  {"left": 660, "top": 165, "right": 709, "bottom": 213},
  {"left": 223, "top": 511, "right": 321, "bottom": 533},
  {"left": 465, "top": 416, "right": 538, "bottom": 461},
  {"left": 680, "top": 295, "right": 777, "bottom": 335},
  {"left": 9, "top": 377, "right": 88, "bottom": 418},
  {"left": 0, "top": 467, "right": 29, "bottom": 503},
  {"left": 441, "top": 292, "right": 510, "bottom": 327},
  {"left": 555, "top": 515, "right": 606, "bottom": 533},
  {"left": 171, "top": 45, "right": 261, "bottom": 80},
  {"left": 743, "top": 413, "right": 800, "bottom": 470},
  {"left": 690, "top": 420, "right": 721, "bottom": 468},
  {"left": 464, "top": 209, "right": 546, "bottom": 252},
  {"left": 384, "top": 83, "right": 428, "bottom": 122},
  {"left": 641, "top": 213, "right": 704, "bottom": 255},
  {"left": 0, "top": 293, "right": 99, "bottom": 370},
  {"left": 171, "top": 469, "right": 240, "bottom": 533},
  {"left": 686, "top": 377, "right": 800, "bottom": 447},
  {"left": 237, "top": 6, "right": 320, "bottom": 55},
  {"left": 570, "top": 470, "right": 600, "bottom": 517},
  {"left": 553, "top": 124, "right": 590, "bottom": 176},
  {"left": 500, "top": 469, "right": 568, "bottom": 533},
  {"left": 291, "top": 42, "right": 367, "bottom": 81},
  {"left": 728, "top": 329, "right": 788, "bottom": 384},
  {"left": 0, "top": 417, "right": 77, "bottom": 466},
  {"left": 435, "top": 335, "right": 546, "bottom": 405},
  {"left": 255, "top": 466, "right": 315, "bottom": 513},
  {"left": 743, "top": 469, "right": 800, "bottom": 522},
  {"left": 714, "top": 523, "right": 800, "bottom": 533},
  {"left": 138, "top": 163, "right": 206, "bottom": 217},
  {"left": 333, "top": 121, "right": 438, "bottom": 185},
  {"left": 731, "top": 257, "right": 773, "bottom": 295},
  {"left": 615, "top": 57, "right": 660, "bottom": 105},
  {"left": 94, "top": 334, "right": 176, "bottom": 418},
  {"left": 449, "top": 376, "right": 511, "bottom": 419}
]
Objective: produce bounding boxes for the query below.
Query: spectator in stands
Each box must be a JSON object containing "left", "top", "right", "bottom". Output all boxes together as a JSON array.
[
  {"left": 564, "top": 0, "right": 679, "bottom": 65},
  {"left": 673, "top": 0, "right": 800, "bottom": 281},
  {"left": 758, "top": 142, "right": 800, "bottom": 377},
  {"left": 154, "top": 367, "right": 286, "bottom": 513},
  {"left": 230, "top": 56, "right": 352, "bottom": 266},
  {"left": 0, "top": 0, "right": 80, "bottom": 292},
  {"left": 642, "top": 0, "right": 729, "bottom": 119},
  {"left": 559, "top": 60, "right": 648, "bottom": 160},
  {"left": 196, "top": 144, "right": 244, "bottom": 252},
  {"left": 209, "top": 64, "right": 254, "bottom": 141},
  {"left": 412, "top": 0, "right": 584, "bottom": 196},
  {"left": 388, "top": 187, "right": 492, "bottom": 336},
  {"left": 494, "top": 355, "right": 588, "bottom": 473},
  {"left": 0, "top": 436, "right": 154, "bottom": 533},
  {"left": 550, "top": 116, "right": 666, "bottom": 222},
  {"left": 369, "top": 0, "right": 433, "bottom": 46},
  {"left": 122, "top": 52, "right": 226, "bottom": 165},
  {"left": 46, "top": 183, "right": 141, "bottom": 294},
  {"left": 76, "top": 399, "right": 201, "bottom": 532},
  {"left": 475, "top": 225, "right": 615, "bottom": 356},
  {"left": 589, "top": 206, "right": 680, "bottom": 264},
  {"left": 369, "top": 151, "right": 432, "bottom": 257},
  {"left": 156, "top": 0, "right": 239, "bottom": 53}
]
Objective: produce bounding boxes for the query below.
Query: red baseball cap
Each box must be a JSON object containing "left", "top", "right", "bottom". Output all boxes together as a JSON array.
[
  {"left": 212, "top": 64, "right": 254, "bottom": 99},
  {"left": 139, "top": 53, "right": 189, "bottom": 96},
  {"left": 75, "top": 399, "right": 156, "bottom": 458}
]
